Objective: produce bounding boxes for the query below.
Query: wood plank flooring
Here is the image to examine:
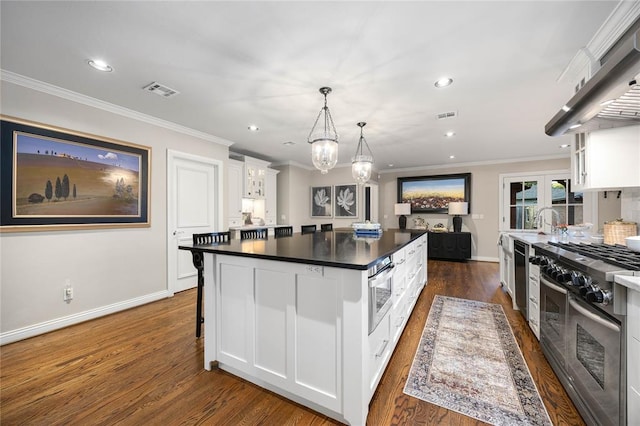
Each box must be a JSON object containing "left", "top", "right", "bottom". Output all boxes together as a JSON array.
[{"left": 0, "top": 260, "right": 584, "bottom": 425}]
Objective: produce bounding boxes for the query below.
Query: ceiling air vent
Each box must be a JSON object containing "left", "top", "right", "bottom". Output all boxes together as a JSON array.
[
  {"left": 436, "top": 111, "right": 458, "bottom": 120},
  {"left": 143, "top": 82, "right": 180, "bottom": 98}
]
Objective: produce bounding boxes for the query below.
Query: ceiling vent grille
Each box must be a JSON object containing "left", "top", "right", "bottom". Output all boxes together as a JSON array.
[
  {"left": 143, "top": 82, "right": 180, "bottom": 98},
  {"left": 436, "top": 111, "right": 458, "bottom": 120}
]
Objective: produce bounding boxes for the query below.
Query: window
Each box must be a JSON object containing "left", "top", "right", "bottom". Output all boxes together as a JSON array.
[
  {"left": 500, "top": 171, "right": 594, "bottom": 233},
  {"left": 503, "top": 175, "right": 543, "bottom": 231},
  {"left": 550, "top": 179, "right": 583, "bottom": 227}
]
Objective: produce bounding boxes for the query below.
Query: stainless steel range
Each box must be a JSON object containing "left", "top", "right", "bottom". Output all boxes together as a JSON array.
[{"left": 532, "top": 241, "right": 640, "bottom": 426}]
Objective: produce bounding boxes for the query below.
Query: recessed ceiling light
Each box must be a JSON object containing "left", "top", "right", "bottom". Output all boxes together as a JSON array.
[
  {"left": 88, "top": 59, "right": 113, "bottom": 72},
  {"left": 444, "top": 131, "right": 456, "bottom": 138},
  {"left": 283, "top": 141, "right": 295, "bottom": 146},
  {"left": 248, "top": 125, "right": 259, "bottom": 132},
  {"left": 388, "top": 164, "right": 394, "bottom": 167},
  {"left": 434, "top": 77, "right": 453, "bottom": 88},
  {"left": 561, "top": 105, "right": 571, "bottom": 112},
  {"left": 559, "top": 144, "right": 570, "bottom": 149},
  {"left": 569, "top": 123, "right": 582, "bottom": 129},
  {"left": 449, "top": 155, "right": 455, "bottom": 159}
]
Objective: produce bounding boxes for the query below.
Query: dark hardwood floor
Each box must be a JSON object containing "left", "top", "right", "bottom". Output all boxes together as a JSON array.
[{"left": 0, "top": 260, "right": 584, "bottom": 425}]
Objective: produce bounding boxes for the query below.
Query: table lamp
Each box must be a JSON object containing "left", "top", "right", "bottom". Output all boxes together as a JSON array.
[
  {"left": 394, "top": 203, "right": 411, "bottom": 229},
  {"left": 448, "top": 201, "right": 468, "bottom": 233}
]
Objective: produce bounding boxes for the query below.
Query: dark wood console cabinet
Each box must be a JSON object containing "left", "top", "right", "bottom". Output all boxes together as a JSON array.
[{"left": 428, "top": 231, "right": 471, "bottom": 261}]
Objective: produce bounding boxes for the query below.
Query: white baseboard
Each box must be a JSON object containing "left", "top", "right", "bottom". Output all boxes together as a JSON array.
[
  {"left": 471, "top": 256, "right": 499, "bottom": 262},
  {"left": 0, "top": 290, "right": 172, "bottom": 346}
]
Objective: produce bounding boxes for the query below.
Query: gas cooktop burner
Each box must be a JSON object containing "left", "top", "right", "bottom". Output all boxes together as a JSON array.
[{"left": 546, "top": 241, "right": 640, "bottom": 271}]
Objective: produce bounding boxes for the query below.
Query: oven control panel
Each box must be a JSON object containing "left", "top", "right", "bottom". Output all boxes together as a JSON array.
[{"left": 532, "top": 255, "right": 613, "bottom": 307}]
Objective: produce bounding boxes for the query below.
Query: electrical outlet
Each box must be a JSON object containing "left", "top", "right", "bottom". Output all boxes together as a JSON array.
[
  {"left": 64, "top": 285, "right": 73, "bottom": 302},
  {"left": 304, "top": 265, "right": 323, "bottom": 276}
]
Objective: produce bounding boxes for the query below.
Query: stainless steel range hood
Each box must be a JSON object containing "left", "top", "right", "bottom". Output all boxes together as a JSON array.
[{"left": 545, "top": 27, "right": 640, "bottom": 136}]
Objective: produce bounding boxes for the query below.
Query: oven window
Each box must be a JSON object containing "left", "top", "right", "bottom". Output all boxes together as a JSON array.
[
  {"left": 545, "top": 297, "right": 562, "bottom": 337},
  {"left": 576, "top": 323, "right": 605, "bottom": 389},
  {"left": 376, "top": 288, "right": 391, "bottom": 311}
]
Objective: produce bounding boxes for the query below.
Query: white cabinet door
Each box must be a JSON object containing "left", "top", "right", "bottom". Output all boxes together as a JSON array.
[
  {"left": 264, "top": 169, "right": 278, "bottom": 225},
  {"left": 573, "top": 126, "right": 640, "bottom": 191},
  {"left": 228, "top": 159, "right": 244, "bottom": 228}
]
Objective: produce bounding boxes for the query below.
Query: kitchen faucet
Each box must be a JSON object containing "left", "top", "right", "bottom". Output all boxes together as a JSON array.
[{"left": 535, "top": 207, "right": 561, "bottom": 233}]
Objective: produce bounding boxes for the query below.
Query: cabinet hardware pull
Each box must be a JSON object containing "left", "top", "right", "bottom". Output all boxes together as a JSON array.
[{"left": 375, "top": 340, "right": 389, "bottom": 358}]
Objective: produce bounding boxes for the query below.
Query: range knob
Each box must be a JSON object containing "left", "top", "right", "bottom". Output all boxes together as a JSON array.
[
  {"left": 557, "top": 271, "right": 573, "bottom": 283},
  {"left": 585, "top": 288, "right": 613, "bottom": 305},
  {"left": 571, "top": 272, "right": 592, "bottom": 288}
]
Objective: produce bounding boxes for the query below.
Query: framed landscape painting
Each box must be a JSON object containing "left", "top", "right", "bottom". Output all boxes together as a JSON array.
[
  {"left": 311, "top": 186, "right": 332, "bottom": 218},
  {"left": 397, "top": 173, "right": 471, "bottom": 213},
  {"left": 0, "top": 116, "right": 151, "bottom": 232},
  {"left": 334, "top": 184, "right": 358, "bottom": 218}
]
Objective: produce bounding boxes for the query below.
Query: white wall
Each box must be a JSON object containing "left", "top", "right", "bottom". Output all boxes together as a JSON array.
[
  {"left": 274, "top": 163, "right": 380, "bottom": 232},
  {"left": 378, "top": 158, "right": 571, "bottom": 261},
  {"left": 0, "top": 81, "right": 230, "bottom": 343}
]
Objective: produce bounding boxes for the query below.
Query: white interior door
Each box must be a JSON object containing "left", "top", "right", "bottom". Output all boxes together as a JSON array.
[{"left": 167, "top": 150, "right": 223, "bottom": 294}]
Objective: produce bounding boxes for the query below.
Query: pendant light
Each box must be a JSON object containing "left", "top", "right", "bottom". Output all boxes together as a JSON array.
[
  {"left": 351, "top": 122, "right": 374, "bottom": 185},
  {"left": 307, "top": 87, "right": 338, "bottom": 174}
]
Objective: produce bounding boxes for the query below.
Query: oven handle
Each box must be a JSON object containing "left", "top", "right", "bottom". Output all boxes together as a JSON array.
[
  {"left": 568, "top": 296, "right": 620, "bottom": 332},
  {"left": 368, "top": 264, "right": 394, "bottom": 287},
  {"left": 540, "top": 275, "right": 567, "bottom": 295}
]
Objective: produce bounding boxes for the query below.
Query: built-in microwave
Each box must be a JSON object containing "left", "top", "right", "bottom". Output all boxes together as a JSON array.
[{"left": 368, "top": 256, "right": 394, "bottom": 334}]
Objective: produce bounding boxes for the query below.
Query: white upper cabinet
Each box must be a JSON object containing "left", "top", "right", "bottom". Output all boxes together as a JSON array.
[
  {"left": 264, "top": 169, "right": 278, "bottom": 225},
  {"left": 571, "top": 126, "right": 640, "bottom": 191},
  {"left": 244, "top": 158, "right": 269, "bottom": 199},
  {"left": 227, "top": 159, "right": 244, "bottom": 227}
]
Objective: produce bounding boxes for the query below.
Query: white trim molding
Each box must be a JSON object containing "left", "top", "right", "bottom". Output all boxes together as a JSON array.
[
  {"left": 1, "top": 70, "right": 235, "bottom": 147},
  {"left": 0, "top": 290, "right": 171, "bottom": 346}
]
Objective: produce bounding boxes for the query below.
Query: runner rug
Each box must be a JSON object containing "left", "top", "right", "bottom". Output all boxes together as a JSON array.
[{"left": 403, "top": 295, "right": 552, "bottom": 426}]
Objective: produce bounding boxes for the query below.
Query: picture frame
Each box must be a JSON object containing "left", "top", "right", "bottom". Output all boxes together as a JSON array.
[
  {"left": 334, "top": 184, "right": 358, "bottom": 218},
  {"left": 397, "top": 173, "right": 471, "bottom": 213},
  {"left": 0, "top": 116, "right": 151, "bottom": 232},
  {"left": 311, "top": 185, "right": 332, "bottom": 218}
]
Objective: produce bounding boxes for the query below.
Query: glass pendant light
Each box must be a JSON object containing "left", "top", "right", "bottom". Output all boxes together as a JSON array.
[
  {"left": 351, "top": 122, "right": 374, "bottom": 184},
  {"left": 307, "top": 87, "right": 338, "bottom": 174}
]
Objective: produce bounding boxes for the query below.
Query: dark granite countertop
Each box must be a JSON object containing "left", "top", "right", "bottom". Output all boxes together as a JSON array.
[{"left": 179, "top": 229, "right": 427, "bottom": 270}]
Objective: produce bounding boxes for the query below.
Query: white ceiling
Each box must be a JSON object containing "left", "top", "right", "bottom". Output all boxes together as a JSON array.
[{"left": 0, "top": 1, "right": 619, "bottom": 171}]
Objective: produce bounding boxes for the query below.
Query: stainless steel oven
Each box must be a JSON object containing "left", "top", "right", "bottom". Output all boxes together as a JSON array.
[
  {"left": 368, "top": 256, "right": 394, "bottom": 334},
  {"left": 540, "top": 274, "right": 568, "bottom": 372},
  {"left": 534, "top": 241, "right": 631, "bottom": 426},
  {"left": 567, "top": 293, "right": 623, "bottom": 425}
]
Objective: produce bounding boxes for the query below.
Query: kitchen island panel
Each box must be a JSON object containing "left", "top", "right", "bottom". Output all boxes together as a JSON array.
[
  {"left": 295, "top": 272, "right": 339, "bottom": 399},
  {"left": 255, "top": 268, "right": 291, "bottom": 379},
  {"left": 210, "top": 254, "right": 364, "bottom": 420},
  {"left": 219, "top": 262, "right": 252, "bottom": 364}
]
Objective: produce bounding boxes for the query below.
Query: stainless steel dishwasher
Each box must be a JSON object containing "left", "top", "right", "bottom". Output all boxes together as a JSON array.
[{"left": 514, "top": 239, "right": 529, "bottom": 320}]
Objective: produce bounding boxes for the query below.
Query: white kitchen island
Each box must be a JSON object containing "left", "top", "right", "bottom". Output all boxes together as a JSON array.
[{"left": 180, "top": 229, "right": 428, "bottom": 425}]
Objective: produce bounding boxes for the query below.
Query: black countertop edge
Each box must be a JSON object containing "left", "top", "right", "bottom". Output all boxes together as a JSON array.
[{"left": 179, "top": 229, "right": 427, "bottom": 271}]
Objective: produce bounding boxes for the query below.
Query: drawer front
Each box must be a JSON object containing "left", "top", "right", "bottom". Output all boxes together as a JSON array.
[{"left": 368, "top": 314, "right": 390, "bottom": 392}]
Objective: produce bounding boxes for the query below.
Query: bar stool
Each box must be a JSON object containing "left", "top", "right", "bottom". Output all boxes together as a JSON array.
[
  {"left": 241, "top": 228, "right": 268, "bottom": 240},
  {"left": 191, "top": 231, "right": 230, "bottom": 338},
  {"left": 320, "top": 223, "right": 333, "bottom": 232},
  {"left": 274, "top": 226, "right": 293, "bottom": 238},
  {"left": 301, "top": 224, "right": 317, "bottom": 234}
]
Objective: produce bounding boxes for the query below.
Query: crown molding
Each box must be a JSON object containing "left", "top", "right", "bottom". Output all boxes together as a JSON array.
[
  {"left": 558, "top": 1, "right": 640, "bottom": 84},
  {"left": 378, "top": 153, "right": 569, "bottom": 175},
  {"left": 1, "top": 70, "right": 234, "bottom": 147}
]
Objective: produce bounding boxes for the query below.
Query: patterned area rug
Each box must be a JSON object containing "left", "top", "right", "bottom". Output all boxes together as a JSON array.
[{"left": 404, "top": 295, "right": 552, "bottom": 426}]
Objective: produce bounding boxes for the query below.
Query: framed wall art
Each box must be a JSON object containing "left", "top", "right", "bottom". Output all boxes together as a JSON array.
[
  {"left": 0, "top": 116, "right": 151, "bottom": 232},
  {"left": 334, "top": 184, "right": 358, "bottom": 218},
  {"left": 397, "top": 173, "right": 471, "bottom": 214},
  {"left": 311, "top": 185, "right": 332, "bottom": 218}
]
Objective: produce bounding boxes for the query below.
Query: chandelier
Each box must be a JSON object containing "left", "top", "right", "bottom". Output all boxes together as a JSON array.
[
  {"left": 351, "top": 122, "right": 374, "bottom": 184},
  {"left": 307, "top": 87, "right": 338, "bottom": 174}
]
